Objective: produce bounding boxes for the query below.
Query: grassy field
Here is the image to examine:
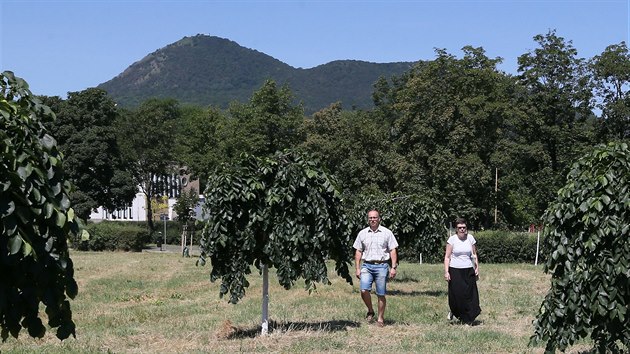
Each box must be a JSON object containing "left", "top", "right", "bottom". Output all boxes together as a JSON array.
[{"left": 2, "top": 250, "right": 593, "bottom": 353}]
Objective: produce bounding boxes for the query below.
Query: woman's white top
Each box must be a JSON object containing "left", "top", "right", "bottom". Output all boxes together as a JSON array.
[{"left": 447, "top": 233, "right": 476, "bottom": 269}]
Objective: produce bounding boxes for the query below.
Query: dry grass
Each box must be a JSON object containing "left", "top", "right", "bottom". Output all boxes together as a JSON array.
[{"left": 0, "top": 251, "right": 595, "bottom": 353}]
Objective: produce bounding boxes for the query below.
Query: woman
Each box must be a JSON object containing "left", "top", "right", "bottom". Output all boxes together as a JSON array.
[{"left": 444, "top": 217, "right": 481, "bottom": 324}]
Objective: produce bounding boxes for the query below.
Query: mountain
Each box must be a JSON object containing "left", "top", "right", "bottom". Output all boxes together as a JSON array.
[{"left": 98, "top": 35, "right": 415, "bottom": 114}]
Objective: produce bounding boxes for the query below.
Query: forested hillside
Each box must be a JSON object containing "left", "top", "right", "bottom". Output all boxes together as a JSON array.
[{"left": 98, "top": 35, "right": 413, "bottom": 114}]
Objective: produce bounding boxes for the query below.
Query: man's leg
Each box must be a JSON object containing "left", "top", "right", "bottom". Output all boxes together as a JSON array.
[
  {"left": 374, "top": 264, "right": 389, "bottom": 325},
  {"left": 361, "top": 290, "right": 374, "bottom": 316},
  {"left": 360, "top": 266, "right": 375, "bottom": 320},
  {"left": 377, "top": 295, "right": 386, "bottom": 323}
]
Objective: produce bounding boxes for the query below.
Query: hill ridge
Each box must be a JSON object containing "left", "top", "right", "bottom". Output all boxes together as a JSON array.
[{"left": 98, "top": 34, "right": 415, "bottom": 114}]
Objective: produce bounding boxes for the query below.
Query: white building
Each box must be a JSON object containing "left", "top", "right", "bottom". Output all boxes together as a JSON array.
[{"left": 89, "top": 172, "right": 204, "bottom": 222}]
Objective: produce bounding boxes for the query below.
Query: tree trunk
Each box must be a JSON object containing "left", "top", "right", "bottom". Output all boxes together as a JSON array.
[{"left": 261, "top": 264, "right": 269, "bottom": 335}]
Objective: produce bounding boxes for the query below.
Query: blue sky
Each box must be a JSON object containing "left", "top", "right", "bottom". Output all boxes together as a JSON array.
[{"left": 1, "top": 0, "right": 628, "bottom": 98}]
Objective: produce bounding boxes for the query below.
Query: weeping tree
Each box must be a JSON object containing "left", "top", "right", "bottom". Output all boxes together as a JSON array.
[
  {"left": 197, "top": 150, "right": 353, "bottom": 334},
  {"left": 1, "top": 71, "right": 80, "bottom": 340},
  {"left": 530, "top": 142, "right": 630, "bottom": 353}
]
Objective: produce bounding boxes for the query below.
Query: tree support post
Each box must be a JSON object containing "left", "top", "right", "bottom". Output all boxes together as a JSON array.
[{"left": 261, "top": 264, "right": 269, "bottom": 335}]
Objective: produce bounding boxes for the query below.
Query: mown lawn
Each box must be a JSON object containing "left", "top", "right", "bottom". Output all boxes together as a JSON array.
[{"left": 1, "top": 251, "right": 593, "bottom": 353}]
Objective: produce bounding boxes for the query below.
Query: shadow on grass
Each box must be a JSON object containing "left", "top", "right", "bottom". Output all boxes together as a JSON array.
[
  {"left": 388, "top": 289, "right": 447, "bottom": 297},
  {"left": 225, "top": 319, "right": 360, "bottom": 339},
  {"left": 389, "top": 272, "right": 422, "bottom": 283},
  {"left": 448, "top": 319, "right": 484, "bottom": 326}
]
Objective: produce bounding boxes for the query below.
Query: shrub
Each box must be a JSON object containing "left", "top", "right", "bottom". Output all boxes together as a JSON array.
[
  {"left": 475, "top": 230, "right": 544, "bottom": 263},
  {"left": 81, "top": 222, "right": 149, "bottom": 251}
]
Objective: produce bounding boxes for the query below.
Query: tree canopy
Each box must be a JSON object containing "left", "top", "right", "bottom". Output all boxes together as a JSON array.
[
  {"left": 116, "top": 98, "right": 181, "bottom": 230},
  {"left": 197, "top": 150, "right": 353, "bottom": 304},
  {"left": 531, "top": 142, "right": 630, "bottom": 353},
  {"left": 0, "top": 71, "right": 79, "bottom": 341},
  {"left": 40, "top": 88, "right": 136, "bottom": 220}
]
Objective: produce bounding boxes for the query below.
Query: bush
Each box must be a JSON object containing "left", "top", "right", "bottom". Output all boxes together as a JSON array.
[
  {"left": 474, "top": 230, "right": 544, "bottom": 264},
  {"left": 80, "top": 222, "right": 149, "bottom": 251}
]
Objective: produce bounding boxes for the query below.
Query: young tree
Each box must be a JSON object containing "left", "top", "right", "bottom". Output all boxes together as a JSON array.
[
  {"left": 173, "top": 188, "right": 199, "bottom": 226},
  {"left": 40, "top": 89, "right": 136, "bottom": 220},
  {"left": 530, "top": 142, "right": 630, "bottom": 353},
  {"left": 1, "top": 71, "right": 80, "bottom": 340},
  {"left": 197, "top": 150, "right": 353, "bottom": 334}
]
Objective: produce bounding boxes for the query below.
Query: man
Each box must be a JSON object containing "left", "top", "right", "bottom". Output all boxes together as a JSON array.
[{"left": 353, "top": 209, "right": 398, "bottom": 327}]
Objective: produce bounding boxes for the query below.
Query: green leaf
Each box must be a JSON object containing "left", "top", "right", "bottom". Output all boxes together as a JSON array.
[
  {"left": 56, "top": 212, "right": 67, "bottom": 227},
  {"left": 81, "top": 229, "right": 90, "bottom": 241},
  {"left": 8, "top": 236, "right": 23, "bottom": 255}
]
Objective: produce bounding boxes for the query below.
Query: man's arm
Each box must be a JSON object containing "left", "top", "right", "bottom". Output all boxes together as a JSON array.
[
  {"left": 389, "top": 248, "right": 397, "bottom": 278},
  {"left": 354, "top": 249, "right": 362, "bottom": 279}
]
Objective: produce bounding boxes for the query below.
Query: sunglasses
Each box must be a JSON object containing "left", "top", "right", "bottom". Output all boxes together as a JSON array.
[{"left": 457, "top": 226, "right": 467, "bottom": 229}]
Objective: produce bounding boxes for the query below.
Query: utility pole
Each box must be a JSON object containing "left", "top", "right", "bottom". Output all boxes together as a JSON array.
[{"left": 494, "top": 168, "right": 498, "bottom": 224}]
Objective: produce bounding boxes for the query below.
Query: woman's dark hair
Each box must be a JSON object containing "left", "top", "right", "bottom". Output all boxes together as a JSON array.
[{"left": 455, "top": 217, "right": 467, "bottom": 226}]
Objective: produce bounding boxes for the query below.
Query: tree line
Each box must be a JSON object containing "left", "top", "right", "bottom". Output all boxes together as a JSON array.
[{"left": 40, "top": 30, "right": 629, "bottom": 231}]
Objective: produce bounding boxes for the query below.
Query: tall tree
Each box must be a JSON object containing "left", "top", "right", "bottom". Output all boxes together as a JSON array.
[
  {"left": 389, "top": 46, "right": 512, "bottom": 227},
  {"left": 591, "top": 41, "right": 630, "bottom": 141},
  {"left": 1, "top": 71, "right": 79, "bottom": 340},
  {"left": 173, "top": 105, "right": 225, "bottom": 183},
  {"left": 116, "top": 98, "right": 181, "bottom": 231},
  {"left": 299, "top": 102, "right": 401, "bottom": 194},
  {"left": 516, "top": 30, "right": 597, "bottom": 192},
  {"left": 41, "top": 89, "right": 136, "bottom": 220}
]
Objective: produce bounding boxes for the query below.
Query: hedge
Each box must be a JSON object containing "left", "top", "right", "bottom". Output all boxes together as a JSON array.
[
  {"left": 79, "top": 222, "right": 149, "bottom": 252},
  {"left": 474, "top": 230, "right": 545, "bottom": 264}
]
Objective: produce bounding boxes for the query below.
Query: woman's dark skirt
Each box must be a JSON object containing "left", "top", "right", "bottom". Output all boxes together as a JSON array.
[{"left": 448, "top": 267, "right": 481, "bottom": 324}]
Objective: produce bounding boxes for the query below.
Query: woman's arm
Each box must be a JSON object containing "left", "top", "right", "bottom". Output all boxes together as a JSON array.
[
  {"left": 444, "top": 243, "right": 453, "bottom": 281},
  {"left": 472, "top": 244, "right": 479, "bottom": 276}
]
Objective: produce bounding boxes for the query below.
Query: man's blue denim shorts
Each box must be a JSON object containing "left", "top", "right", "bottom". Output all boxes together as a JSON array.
[{"left": 360, "top": 262, "right": 389, "bottom": 296}]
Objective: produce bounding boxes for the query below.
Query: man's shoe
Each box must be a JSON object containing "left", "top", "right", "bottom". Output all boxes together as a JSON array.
[
  {"left": 365, "top": 311, "right": 375, "bottom": 322},
  {"left": 447, "top": 311, "right": 453, "bottom": 321}
]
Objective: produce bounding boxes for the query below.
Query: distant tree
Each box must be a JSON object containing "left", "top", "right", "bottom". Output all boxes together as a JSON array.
[
  {"left": 516, "top": 30, "right": 597, "bottom": 201},
  {"left": 346, "top": 192, "right": 446, "bottom": 263},
  {"left": 173, "top": 105, "right": 225, "bottom": 183},
  {"left": 0, "top": 71, "right": 80, "bottom": 340},
  {"left": 224, "top": 80, "right": 305, "bottom": 159},
  {"left": 531, "top": 142, "right": 630, "bottom": 353},
  {"left": 197, "top": 150, "right": 353, "bottom": 334},
  {"left": 41, "top": 88, "right": 136, "bottom": 220},
  {"left": 299, "top": 102, "right": 401, "bottom": 194},
  {"left": 388, "top": 46, "right": 511, "bottom": 227},
  {"left": 116, "top": 98, "right": 181, "bottom": 232},
  {"left": 591, "top": 41, "right": 630, "bottom": 141}
]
